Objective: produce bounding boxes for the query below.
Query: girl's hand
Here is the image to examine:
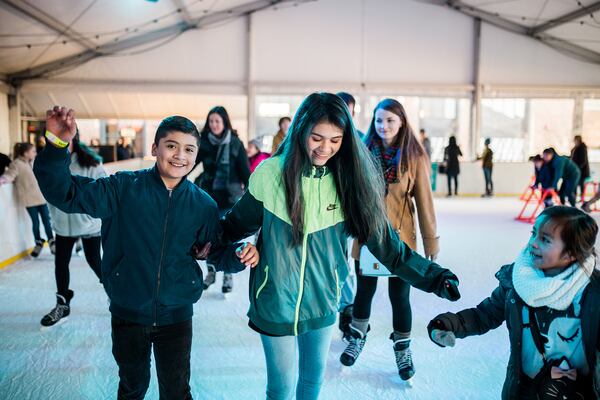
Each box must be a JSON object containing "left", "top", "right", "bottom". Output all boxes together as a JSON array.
[
  {"left": 236, "top": 242, "right": 259, "bottom": 268},
  {"left": 46, "top": 106, "right": 77, "bottom": 145}
]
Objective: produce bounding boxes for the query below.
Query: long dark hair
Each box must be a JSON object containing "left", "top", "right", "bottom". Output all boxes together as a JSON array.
[
  {"left": 539, "top": 206, "right": 597, "bottom": 270},
  {"left": 275, "top": 92, "right": 387, "bottom": 244},
  {"left": 72, "top": 133, "right": 100, "bottom": 168},
  {"left": 200, "top": 106, "right": 237, "bottom": 136},
  {"left": 364, "top": 98, "right": 424, "bottom": 174},
  {"left": 13, "top": 142, "right": 34, "bottom": 159}
]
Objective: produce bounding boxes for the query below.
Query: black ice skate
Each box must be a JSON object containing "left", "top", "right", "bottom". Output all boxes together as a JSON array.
[
  {"left": 40, "top": 290, "right": 74, "bottom": 327},
  {"left": 203, "top": 265, "right": 216, "bottom": 290},
  {"left": 31, "top": 240, "right": 44, "bottom": 258},
  {"left": 340, "top": 324, "right": 368, "bottom": 366},
  {"left": 391, "top": 335, "right": 415, "bottom": 381},
  {"left": 222, "top": 273, "right": 233, "bottom": 294}
]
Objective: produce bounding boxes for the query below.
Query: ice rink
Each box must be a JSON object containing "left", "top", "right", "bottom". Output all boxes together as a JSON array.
[{"left": 1, "top": 198, "right": 598, "bottom": 400}]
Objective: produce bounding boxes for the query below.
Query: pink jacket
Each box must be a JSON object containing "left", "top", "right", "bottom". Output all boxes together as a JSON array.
[{"left": 249, "top": 152, "right": 270, "bottom": 173}]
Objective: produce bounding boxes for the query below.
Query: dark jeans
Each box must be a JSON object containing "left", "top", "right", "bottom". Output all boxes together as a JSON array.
[
  {"left": 559, "top": 173, "right": 580, "bottom": 207},
  {"left": 352, "top": 261, "right": 412, "bottom": 333},
  {"left": 26, "top": 204, "right": 53, "bottom": 243},
  {"left": 55, "top": 235, "right": 102, "bottom": 297},
  {"left": 111, "top": 317, "right": 193, "bottom": 400},
  {"left": 483, "top": 167, "right": 493, "bottom": 195},
  {"left": 447, "top": 173, "right": 458, "bottom": 195}
]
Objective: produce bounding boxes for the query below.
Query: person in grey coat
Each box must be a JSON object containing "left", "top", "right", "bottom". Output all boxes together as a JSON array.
[{"left": 42, "top": 134, "right": 107, "bottom": 327}]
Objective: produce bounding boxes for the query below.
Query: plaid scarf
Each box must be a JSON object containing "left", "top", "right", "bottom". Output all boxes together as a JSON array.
[{"left": 366, "top": 134, "right": 400, "bottom": 185}]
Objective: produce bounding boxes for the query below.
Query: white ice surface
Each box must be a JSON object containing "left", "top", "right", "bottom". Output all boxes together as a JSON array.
[{"left": 1, "top": 198, "right": 598, "bottom": 400}]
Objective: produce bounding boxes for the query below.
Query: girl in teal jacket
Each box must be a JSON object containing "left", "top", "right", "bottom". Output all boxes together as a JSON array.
[{"left": 220, "top": 93, "right": 461, "bottom": 400}]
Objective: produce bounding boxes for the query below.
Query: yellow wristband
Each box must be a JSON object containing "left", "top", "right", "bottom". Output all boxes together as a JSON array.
[{"left": 45, "top": 130, "right": 69, "bottom": 148}]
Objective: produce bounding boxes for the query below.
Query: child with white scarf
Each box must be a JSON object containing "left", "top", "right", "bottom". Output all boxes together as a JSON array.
[{"left": 427, "top": 206, "right": 599, "bottom": 399}]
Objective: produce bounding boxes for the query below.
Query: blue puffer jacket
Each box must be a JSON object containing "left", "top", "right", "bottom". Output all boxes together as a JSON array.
[{"left": 35, "top": 144, "right": 244, "bottom": 326}]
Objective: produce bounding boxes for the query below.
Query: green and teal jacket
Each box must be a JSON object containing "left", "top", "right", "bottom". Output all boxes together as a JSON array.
[{"left": 222, "top": 156, "right": 458, "bottom": 336}]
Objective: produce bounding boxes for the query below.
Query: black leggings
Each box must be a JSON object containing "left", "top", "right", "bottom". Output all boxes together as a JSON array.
[
  {"left": 447, "top": 173, "right": 458, "bottom": 195},
  {"left": 352, "top": 260, "right": 412, "bottom": 333},
  {"left": 55, "top": 235, "right": 102, "bottom": 297}
]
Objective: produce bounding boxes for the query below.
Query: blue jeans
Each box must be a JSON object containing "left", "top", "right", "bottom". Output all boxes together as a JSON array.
[
  {"left": 260, "top": 325, "right": 334, "bottom": 400},
  {"left": 26, "top": 204, "right": 53, "bottom": 243},
  {"left": 483, "top": 167, "right": 493, "bottom": 195}
]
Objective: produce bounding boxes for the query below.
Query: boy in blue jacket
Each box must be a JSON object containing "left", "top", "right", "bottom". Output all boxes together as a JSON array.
[{"left": 35, "top": 106, "right": 258, "bottom": 400}]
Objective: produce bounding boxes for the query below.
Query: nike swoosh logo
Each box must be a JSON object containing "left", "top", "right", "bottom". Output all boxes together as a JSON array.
[{"left": 327, "top": 204, "right": 337, "bottom": 211}]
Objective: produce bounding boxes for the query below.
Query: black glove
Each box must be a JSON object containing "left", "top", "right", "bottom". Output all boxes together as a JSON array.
[
  {"left": 427, "top": 318, "right": 455, "bottom": 348},
  {"left": 440, "top": 278, "right": 460, "bottom": 301}
]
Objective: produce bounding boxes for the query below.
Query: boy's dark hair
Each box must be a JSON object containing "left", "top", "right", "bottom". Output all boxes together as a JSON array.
[
  {"left": 13, "top": 142, "right": 34, "bottom": 159},
  {"left": 336, "top": 92, "right": 356, "bottom": 107},
  {"left": 419, "top": 128, "right": 426, "bottom": 134},
  {"left": 542, "top": 147, "right": 556, "bottom": 156},
  {"left": 278, "top": 116, "right": 291, "bottom": 127},
  {"left": 154, "top": 116, "right": 200, "bottom": 146},
  {"left": 539, "top": 206, "right": 598, "bottom": 269},
  {"left": 531, "top": 154, "right": 542, "bottom": 162}
]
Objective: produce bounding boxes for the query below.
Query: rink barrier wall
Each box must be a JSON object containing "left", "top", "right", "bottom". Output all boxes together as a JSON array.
[{"left": 0, "top": 159, "right": 598, "bottom": 268}]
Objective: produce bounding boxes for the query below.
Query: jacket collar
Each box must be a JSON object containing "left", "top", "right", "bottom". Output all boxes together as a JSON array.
[{"left": 150, "top": 164, "right": 190, "bottom": 192}]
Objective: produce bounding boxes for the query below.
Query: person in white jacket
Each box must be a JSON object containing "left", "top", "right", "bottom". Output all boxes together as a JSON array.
[
  {"left": 41, "top": 133, "right": 107, "bottom": 327},
  {"left": 0, "top": 142, "right": 55, "bottom": 257}
]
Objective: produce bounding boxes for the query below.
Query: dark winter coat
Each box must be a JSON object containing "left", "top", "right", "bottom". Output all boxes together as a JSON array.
[
  {"left": 34, "top": 144, "right": 245, "bottom": 326},
  {"left": 534, "top": 163, "right": 554, "bottom": 189},
  {"left": 195, "top": 131, "right": 251, "bottom": 210},
  {"left": 571, "top": 143, "right": 590, "bottom": 179},
  {"left": 548, "top": 155, "right": 580, "bottom": 189},
  {"left": 432, "top": 264, "right": 600, "bottom": 400},
  {"left": 443, "top": 145, "right": 462, "bottom": 175}
]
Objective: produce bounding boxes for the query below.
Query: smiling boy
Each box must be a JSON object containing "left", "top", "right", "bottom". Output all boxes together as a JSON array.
[{"left": 34, "top": 106, "right": 258, "bottom": 400}]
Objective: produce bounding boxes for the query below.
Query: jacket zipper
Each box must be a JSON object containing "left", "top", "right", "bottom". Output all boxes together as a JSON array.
[
  {"left": 154, "top": 190, "right": 173, "bottom": 326},
  {"left": 293, "top": 167, "right": 317, "bottom": 335},
  {"left": 334, "top": 268, "right": 340, "bottom": 303}
]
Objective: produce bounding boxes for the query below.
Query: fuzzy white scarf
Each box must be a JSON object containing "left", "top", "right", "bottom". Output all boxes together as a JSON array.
[{"left": 512, "top": 248, "right": 596, "bottom": 310}]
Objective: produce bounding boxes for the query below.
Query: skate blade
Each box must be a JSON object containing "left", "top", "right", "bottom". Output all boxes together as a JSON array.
[
  {"left": 339, "top": 365, "right": 352, "bottom": 375},
  {"left": 222, "top": 292, "right": 231, "bottom": 300},
  {"left": 402, "top": 378, "right": 414, "bottom": 387},
  {"left": 40, "top": 317, "right": 69, "bottom": 331}
]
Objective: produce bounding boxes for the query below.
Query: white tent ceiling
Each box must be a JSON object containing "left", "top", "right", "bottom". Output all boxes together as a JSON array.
[{"left": 0, "top": 0, "right": 599, "bottom": 119}]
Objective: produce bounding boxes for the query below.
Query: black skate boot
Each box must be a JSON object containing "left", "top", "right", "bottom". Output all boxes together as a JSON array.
[
  {"left": 41, "top": 290, "right": 74, "bottom": 327},
  {"left": 203, "top": 265, "right": 216, "bottom": 290},
  {"left": 338, "top": 305, "right": 353, "bottom": 342},
  {"left": 340, "top": 324, "right": 369, "bottom": 366},
  {"left": 222, "top": 273, "right": 233, "bottom": 294},
  {"left": 390, "top": 334, "right": 415, "bottom": 381}
]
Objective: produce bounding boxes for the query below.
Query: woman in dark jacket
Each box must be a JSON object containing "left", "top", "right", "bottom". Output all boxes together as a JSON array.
[
  {"left": 195, "top": 106, "right": 251, "bottom": 294},
  {"left": 443, "top": 136, "right": 462, "bottom": 196}
]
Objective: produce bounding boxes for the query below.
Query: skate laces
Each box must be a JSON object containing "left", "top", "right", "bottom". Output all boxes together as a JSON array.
[
  {"left": 46, "top": 304, "right": 68, "bottom": 322},
  {"left": 394, "top": 345, "right": 413, "bottom": 370},
  {"left": 343, "top": 326, "right": 366, "bottom": 360}
]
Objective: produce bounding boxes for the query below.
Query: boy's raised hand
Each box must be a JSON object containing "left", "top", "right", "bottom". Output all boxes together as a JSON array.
[
  {"left": 46, "top": 106, "right": 77, "bottom": 145},
  {"left": 236, "top": 242, "right": 259, "bottom": 268}
]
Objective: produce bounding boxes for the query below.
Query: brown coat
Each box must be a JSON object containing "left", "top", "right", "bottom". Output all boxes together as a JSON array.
[
  {"left": 352, "top": 153, "right": 439, "bottom": 259},
  {"left": 2, "top": 157, "right": 47, "bottom": 208},
  {"left": 271, "top": 130, "right": 285, "bottom": 154}
]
